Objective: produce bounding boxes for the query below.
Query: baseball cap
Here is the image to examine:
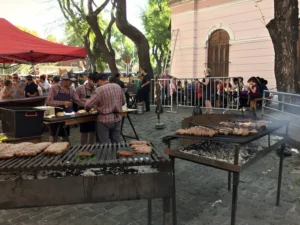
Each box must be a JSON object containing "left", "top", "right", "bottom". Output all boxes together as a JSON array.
[{"left": 61, "top": 73, "right": 76, "bottom": 81}]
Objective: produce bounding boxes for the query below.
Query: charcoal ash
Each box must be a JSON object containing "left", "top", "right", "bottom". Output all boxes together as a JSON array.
[
  {"left": 180, "top": 140, "right": 267, "bottom": 165},
  {"left": 0, "top": 166, "right": 159, "bottom": 181}
]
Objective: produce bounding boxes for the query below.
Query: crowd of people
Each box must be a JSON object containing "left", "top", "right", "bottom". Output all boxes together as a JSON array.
[
  {"left": 0, "top": 69, "right": 270, "bottom": 144},
  {"left": 0, "top": 74, "right": 59, "bottom": 100},
  {"left": 152, "top": 68, "right": 270, "bottom": 113}
]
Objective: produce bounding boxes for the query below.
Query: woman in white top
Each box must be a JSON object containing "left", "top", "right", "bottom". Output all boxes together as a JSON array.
[{"left": 1, "top": 80, "right": 15, "bottom": 100}]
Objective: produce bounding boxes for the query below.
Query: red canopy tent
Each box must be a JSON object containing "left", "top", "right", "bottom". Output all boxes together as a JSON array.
[{"left": 0, "top": 18, "right": 86, "bottom": 67}]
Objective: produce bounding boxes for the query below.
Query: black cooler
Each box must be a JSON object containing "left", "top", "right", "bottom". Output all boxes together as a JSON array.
[{"left": 0, "top": 107, "right": 44, "bottom": 138}]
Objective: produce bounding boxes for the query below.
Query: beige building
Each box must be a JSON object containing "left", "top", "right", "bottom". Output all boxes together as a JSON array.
[{"left": 169, "top": 0, "right": 278, "bottom": 88}]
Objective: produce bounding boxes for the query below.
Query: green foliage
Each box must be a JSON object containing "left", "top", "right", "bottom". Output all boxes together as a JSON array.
[
  {"left": 46, "top": 34, "right": 57, "bottom": 42},
  {"left": 16, "top": 25, "right": 40, "bottom": 37},
  {"left": 141, "top": 0, "right": 171, "bottom": 73},
  {"left": 111, "top": 24, "right": 135, "bottom": 70}
]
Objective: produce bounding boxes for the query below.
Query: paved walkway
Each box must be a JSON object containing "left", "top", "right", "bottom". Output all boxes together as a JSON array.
[{"left": 1, "top": 107, "right": 300, "bottom": 225}]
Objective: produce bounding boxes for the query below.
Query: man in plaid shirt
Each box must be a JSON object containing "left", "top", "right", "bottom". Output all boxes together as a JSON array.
[
  {"left": 85, "top": 73, "right": 125, "bottom": 144},
  {"left": 46, "top": 73, "right": 84, "bottom": 142}
]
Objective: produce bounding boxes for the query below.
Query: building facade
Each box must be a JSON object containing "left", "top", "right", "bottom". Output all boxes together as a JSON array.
[{"left": 169, "top": 0, "right": 277, "bottom": 88}]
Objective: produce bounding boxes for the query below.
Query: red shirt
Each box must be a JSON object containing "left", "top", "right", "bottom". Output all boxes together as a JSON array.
[
  {"left": 85, "top": 82, "right": 125, "bottom": 123},
  {"left": 76, "top": 84, "right": 94, "bottom": 99},
  {"left": 196, "top": 83, "right": 202, "bottom": 98},
  {"left": 219, "top": 82, "right": 232, "bottom": 94},
  {"left": 249, "top": 83, "right": 259, "bottom": 97}
]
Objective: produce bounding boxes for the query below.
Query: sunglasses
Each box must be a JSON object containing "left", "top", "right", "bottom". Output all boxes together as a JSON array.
[
  {"left": 27, "top": 79, "right": 33, "bottom": 81},
  {"left": 13, "top": 77, "right": 18, "bottom": 79}
]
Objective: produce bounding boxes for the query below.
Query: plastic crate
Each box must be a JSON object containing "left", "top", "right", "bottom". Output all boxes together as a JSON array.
[{"left": 0, "top": 107, "right": 44, "bottom": 138}]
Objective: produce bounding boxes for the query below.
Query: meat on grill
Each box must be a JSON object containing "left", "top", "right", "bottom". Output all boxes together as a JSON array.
[
  {"left": 219, "top": 122, "right": 235, "bottom": 127},
  {"left": 130, "top": 141, "right": 149, "bottom": 146},
  {"left": 130, "top": 143, "right": 152, "bottom": 154},
  {"left": 0, "top": 144, "right": 11, "bottom": 152},
  {"left": 133, "top": 147, "right": 152, "bottom": 154},
  {"left": 15, "top": 142, "right": 52, "bottom": 157},
  {"left": 220, "top": 120, "right": 268, "bottom": 130},
  {"left": 78, "top": 151, "right": 94, "bottom": 157},
  {"left": 217, "top": 127, "right": 234, "bottom": 135},
  {"left": 117, "top": 151, "right": 135, "bottom": 157},
  {"left": 233, "top": 128, "right": 249, "bottom": 136},
  {"left": 44, "top": 142, "right": 69, "bottom": 155},
  {"left": 176, "top": 126, "right": 217, "bottom": 137},
  {"left": 0, "top": 142, "right": 34, "bottom": 159}
]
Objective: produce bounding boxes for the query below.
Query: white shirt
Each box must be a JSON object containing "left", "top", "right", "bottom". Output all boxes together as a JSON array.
[{"left": 39, "top": 81, "right": 50, "bottom": 96}]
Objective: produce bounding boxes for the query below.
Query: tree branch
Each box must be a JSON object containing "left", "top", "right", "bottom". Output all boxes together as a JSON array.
[
  {"left": 94, "top": 0, "right": 110, "bottom": 16},
  {"left": 105, "top": 5, "right": 116, "bottom": 56},
  {"left": 70, "top": 0, "right": 84, "bottom": 16}
]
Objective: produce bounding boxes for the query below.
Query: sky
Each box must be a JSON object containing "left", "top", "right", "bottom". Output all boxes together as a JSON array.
[{"left": 0, "top": 0, "right": 148, "bottom": 41}]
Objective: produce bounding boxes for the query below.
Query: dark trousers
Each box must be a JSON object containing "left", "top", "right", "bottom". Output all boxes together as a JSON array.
[
  {"left": 96, "top": 121, "right": 121, "bottom": 144},
  {"left": 138, "top": 88, "right": 150, "bottom": 111},
  {"left": 161, "top": 87, "right": 170, "bottom": 105}
]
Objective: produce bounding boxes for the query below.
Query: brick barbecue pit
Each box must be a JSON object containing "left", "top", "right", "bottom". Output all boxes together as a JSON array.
[{"left": 0, "top": 143, "right": 176, "bottom": 225}]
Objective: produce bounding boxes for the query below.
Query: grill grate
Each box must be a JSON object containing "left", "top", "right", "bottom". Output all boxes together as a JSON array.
[
  {"left": 0, "top": 143, "right": 161, "bottom": 172},
  {"left": 163, "top": 120, "right": 289, "bottom": 145}
]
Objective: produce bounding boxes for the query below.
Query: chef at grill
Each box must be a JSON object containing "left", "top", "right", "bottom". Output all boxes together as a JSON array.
[
  {"left": 76, "top": 73, "right": 96, "bottom": 145},
  {"left": 46, "top": 73, "right": 84, "bottom": 142},
  {"left": 85, "top": 72, "right": 125, "bottom": 144}
]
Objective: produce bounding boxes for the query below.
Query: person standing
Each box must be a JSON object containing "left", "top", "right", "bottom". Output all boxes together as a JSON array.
[
  {"left": 76, "top": 73, "right": 96, "bottom": 145},
  {"left": 46, "top": 73, "right": 84, "bottom": 142},
  {"left": 1, "top": 80, "right": 15, "bottom": 100},
  {"left": 25, "top": 75, "right": 39, "bottom": 98},
  {"left": 11, "top": 73, "right": 25, "bottom": 99},
  {"left": 37, "top": 75, "right": 50, "bottom": 96},
  {"left": 52, "top": 76, "right": 61, "bottom": 86},
  {"left": 138, "top": 68, "right": 151, "bottom": 112},
  {"left": 160, "top": 69, "right": 172, "bottom": 105},
  {"left": 85, "top": 73, "right": 125, "bottom": 144},
  {"left": 201, "top": 68, "right": 213, "bottom": 114}
]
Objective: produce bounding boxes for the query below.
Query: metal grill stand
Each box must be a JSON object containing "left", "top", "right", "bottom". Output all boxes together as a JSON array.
[{"left": 164, "top": 119, "right": 289, "bottom": 225}]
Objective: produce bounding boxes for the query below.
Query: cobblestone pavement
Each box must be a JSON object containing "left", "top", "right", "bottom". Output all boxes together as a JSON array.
[{"left": 1, "top": 107, "right": 300, "bottom": 225}]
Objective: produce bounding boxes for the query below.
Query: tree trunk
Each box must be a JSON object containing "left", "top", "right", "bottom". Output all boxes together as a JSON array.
[
  {"left": 83, "top": 34, "right": 96, "bottom": 71},
  {"left": 266, "top": 0, "right": 299, "bottom": 93},
  {"left": 157, "top": 60, "right": 162, "bottom": 75},
  {"left": 86, "top": 16, "right": 118, "bottom": 74},
  {"left": 115, "top": 0, "right": 153, "bottom": 77}
]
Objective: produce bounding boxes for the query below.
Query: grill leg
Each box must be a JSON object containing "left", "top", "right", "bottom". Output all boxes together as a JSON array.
[
  {"left": 170, "top": 156, "right": 177, "bottom": 225},
  {"left": 163, "top": 198, "right": 172, "bottom": 225},
  {"left": 228, "top": 172, "right": 232, "bottom": 191},
  {"left": 231, "top": 172, "right": 240, "bottom": 225},
  {"left": 148, "top": 199, "right": 152, "bottom": 225},
  {"left": 63, "top": 125, "right": 70, "bottom": 143},
  {"left": 268, "top": 134, "right": 271, "bottom": 148},
  {"left": 127, "top": 114, "right": 139, "bottom": 140},
  {"left": 54, "top": 124, "right": 60, "bottom": 142},
  {"left": 276, "top": 143, "right": 285, "bottom": 206},
  {"left": 121, "top": 116, "right": 126, "bottom": 141}
]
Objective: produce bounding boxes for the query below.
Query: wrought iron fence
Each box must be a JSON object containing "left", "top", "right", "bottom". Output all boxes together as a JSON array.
[
  {"left": 262, "top": 90, "right": 300, "bottom": 134},
  {"left": 149, "top": 77, "right": 241, "bottom": 113}
]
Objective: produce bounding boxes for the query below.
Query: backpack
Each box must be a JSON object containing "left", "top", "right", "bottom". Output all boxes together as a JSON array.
[{"left": 193, "top": 105, "right": 202, "bottom": 116}]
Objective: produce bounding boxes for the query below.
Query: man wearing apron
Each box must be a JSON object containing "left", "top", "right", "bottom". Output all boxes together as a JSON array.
[
  {"left": 46, "top": 73, "right": 84, "bottom": 142},
  {"left": 85, "top": 73, "right": 125, "bottom": 144},
  {"left": 76, "top": 73, "right": 96, "bottom": 145}
]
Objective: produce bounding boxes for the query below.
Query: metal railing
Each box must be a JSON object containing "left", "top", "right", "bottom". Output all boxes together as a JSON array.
[
  {"left": 150, "top": 77, "right": 241, "bottom": 113},
  {"left": 262, "top": 90, "right": 300, "bottom": 134}
]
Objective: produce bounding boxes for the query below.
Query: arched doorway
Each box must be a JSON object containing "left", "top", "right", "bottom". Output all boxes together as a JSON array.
[{"left": 207, "top": 29, "right": 230, "bottom": 77}]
